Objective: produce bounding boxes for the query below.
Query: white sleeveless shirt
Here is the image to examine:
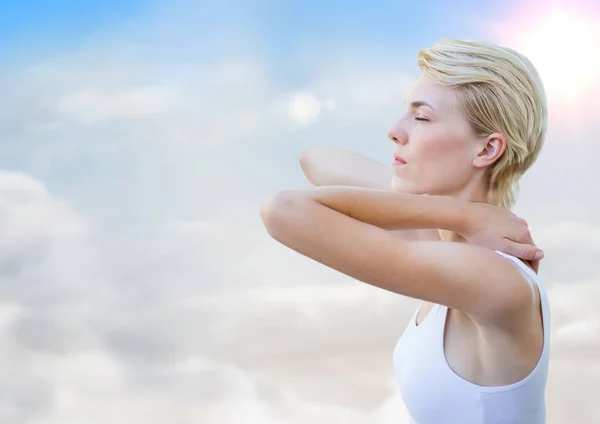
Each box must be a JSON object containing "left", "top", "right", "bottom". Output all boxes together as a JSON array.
[{"left": 393, "top": 251, "right": 551, "bottom": 424}]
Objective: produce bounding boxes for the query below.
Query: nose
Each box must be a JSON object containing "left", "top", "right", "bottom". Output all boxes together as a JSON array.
[
  {"left": 387, "top": 131, "right": 400, "bottom": 144},
  {"left": 387, "top": 121, "right": 408, "bottom": 145}
]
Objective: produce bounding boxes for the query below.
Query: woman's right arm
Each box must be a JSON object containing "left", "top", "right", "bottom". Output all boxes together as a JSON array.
[
  {"left": 299, "top": 148, "right": 393, "bottom": 190},
  {"left": 297, "top": 149, "right": 541, "bottom": 269},
  {"left": 299, "top": 149, "right": 433, "bottom": 241}
]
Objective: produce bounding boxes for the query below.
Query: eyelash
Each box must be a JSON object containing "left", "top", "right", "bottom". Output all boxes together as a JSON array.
[{"left": 415, "top": 116, "right": 429, "bottom": 122}]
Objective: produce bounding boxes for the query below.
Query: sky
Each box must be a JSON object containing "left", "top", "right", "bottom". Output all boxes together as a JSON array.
[{"left": 0, "top": 0, "right": 599, "bottom": 423}]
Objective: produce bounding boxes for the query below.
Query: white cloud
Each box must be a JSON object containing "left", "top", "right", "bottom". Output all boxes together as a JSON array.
[
  {"left": 0, "top": 171, "right": 89, "bottom": 243},
  {"left": 165, "top": 220, "right": 216, "bottom": 236},
  {"left": 0, "top": 4, "right": 599, "bottom": 423},
  {"left": 536, "top": 221, "right": 600, "bottom": 250},
  {"left": 311, "top": 68, "right": 416, "bottom": 116},
  {"left": 203, "top": 366, "right": 411, "bottom": 424},
  {"left": 0, "top": 303, "right": 21, "bottom": 332},
  {"left": 555, "top": 319, "right": 600, "bottom": 343},
  {"left": 57, "top": 86, "right": 179, "bottom": 122}
]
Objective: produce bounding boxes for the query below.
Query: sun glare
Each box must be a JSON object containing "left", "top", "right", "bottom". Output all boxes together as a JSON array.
[{"left": 503, "top": 6, "right": 600, "bottom": 103}]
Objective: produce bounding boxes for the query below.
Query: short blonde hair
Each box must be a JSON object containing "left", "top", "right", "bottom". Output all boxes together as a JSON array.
[{"left": 417, "top": 39, "right": 547, "bottom": 208}]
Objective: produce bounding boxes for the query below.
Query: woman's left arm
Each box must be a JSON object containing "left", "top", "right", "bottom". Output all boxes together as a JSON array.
[{"left": 260, "top": 186, "right": 541, "bottom": 329}]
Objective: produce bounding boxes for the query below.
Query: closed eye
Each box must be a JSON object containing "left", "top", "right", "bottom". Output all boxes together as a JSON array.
[{"left": 415, "top": 116, "right": 429, "bottom": 122}]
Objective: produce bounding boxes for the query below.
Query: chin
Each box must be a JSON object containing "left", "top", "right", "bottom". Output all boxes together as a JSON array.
[{"left": 391, "top": 176, "right": 419, "bottom": 194}]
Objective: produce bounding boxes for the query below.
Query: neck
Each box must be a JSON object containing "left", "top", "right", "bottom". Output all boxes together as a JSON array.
[{"left": 438, "top": 177, "right": 490, "bottom": 243}]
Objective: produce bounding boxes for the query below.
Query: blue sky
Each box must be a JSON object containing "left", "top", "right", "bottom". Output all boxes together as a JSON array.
[
  {"left": 0, "top": 0, "right": 522, "bottom": 61},
  {"left": 0, "top": 0, "right": 597, "bottom": 225},
  {"left": 0, "top": 0, "right": 590, "bottom": 226},
  {"left": 0, "top": 0, "right": 147, "bottom": 55}
]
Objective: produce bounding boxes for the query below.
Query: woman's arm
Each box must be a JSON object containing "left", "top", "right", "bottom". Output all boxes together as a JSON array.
[
  {"left": 260, "top": 186, "right": 542, "bottom": 329},
  {"left": 299, "top": 148, "right": 393, "bottom": 189},
  {"left": 299, "top": 148, "right": 437, "bottom": 241}
]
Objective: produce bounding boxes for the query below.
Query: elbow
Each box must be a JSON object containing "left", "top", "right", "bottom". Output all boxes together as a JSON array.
[
  {"left": 260, "top": 196, "right": 278, "bottom": 232},
  {"left": 299, "top": 149, "right": 310, "bottom": 166},
  {"left": 299, "top": 149, "right": 313, "bottom": 176},
  {"left": 299, "top": 149, "right": 318, "bottom": 167},
  {"left": 260, "top": 190, "right": 306, "bottom": 238},
  {"left": 299, "top": 149, "right": 324, "bottom": 183}
]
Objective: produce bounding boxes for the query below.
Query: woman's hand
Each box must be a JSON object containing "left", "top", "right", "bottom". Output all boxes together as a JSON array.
[{"left": 458, "top": 202, "right": 543, "bottom": 273}]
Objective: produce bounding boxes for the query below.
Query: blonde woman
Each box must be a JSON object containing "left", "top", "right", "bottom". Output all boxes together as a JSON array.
[{"left": 261, "top": 39, "right": 550, "bottom": 423}]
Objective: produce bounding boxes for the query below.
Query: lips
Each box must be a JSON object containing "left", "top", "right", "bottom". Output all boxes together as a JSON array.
[{"left": 393, "top": 154, "right": 407, "bottom": 164}]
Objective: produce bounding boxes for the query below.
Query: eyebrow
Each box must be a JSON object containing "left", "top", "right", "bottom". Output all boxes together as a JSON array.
[{"left": 409, "top": 100, "right": 435, "bottom": 110}]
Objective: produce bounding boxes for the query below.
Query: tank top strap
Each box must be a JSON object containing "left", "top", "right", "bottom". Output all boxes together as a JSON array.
[
  {"left": 493, "top": 251, "right": 538, "bottom": 281},
  {"left": 435, "top": 302, "right": 449, "bottom": 336}
]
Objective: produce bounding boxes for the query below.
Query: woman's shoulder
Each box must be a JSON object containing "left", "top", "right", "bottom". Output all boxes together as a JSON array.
[{"left": 493, "top": 250, "right": 539, "bottom": 280}]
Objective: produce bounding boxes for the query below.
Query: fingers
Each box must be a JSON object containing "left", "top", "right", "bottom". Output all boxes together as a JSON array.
[
  {"left": 502, "top": 241, "right": 544, "bottom": 262},
  {"left": 509, "top": 225, "right": 542, "bottom": 273}
]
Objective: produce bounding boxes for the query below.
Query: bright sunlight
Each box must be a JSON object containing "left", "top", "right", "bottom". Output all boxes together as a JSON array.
[{"left": 508, "top": 7, "right": 600, "bottom": 103}]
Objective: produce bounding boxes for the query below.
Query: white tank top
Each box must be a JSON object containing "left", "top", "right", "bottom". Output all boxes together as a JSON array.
[{"left": 393, "top": 251, "right": 551, "bottom": 424}]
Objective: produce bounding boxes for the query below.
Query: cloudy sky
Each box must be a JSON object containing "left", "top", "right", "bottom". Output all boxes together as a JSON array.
[{"left": 1, "top": 0, "right": 599, "bottom": 423}]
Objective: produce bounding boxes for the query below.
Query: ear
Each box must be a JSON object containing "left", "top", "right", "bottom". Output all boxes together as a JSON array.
[{"left": 472, "top": 133, "right": 506, "bottom": 168}]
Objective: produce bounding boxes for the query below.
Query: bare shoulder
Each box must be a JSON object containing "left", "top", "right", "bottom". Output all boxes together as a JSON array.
[
  {"left": 473, "top": 253, "right": 544, "bottom": 334},
  {"left": 405, "top": 241, "right": 537, "bottom": 329}
]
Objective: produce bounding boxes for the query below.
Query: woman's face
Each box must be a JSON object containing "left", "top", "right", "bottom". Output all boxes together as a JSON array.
[{"left": 388, "top": 74, "right": 485, "bottom": 196}]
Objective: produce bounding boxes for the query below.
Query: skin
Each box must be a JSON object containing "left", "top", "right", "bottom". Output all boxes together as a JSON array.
[
  {"left": 262, "top": 73, "right": 545, "bottom": 387},
  {"left": 388, "top": 74, "right": 498, "bottom": 203}
]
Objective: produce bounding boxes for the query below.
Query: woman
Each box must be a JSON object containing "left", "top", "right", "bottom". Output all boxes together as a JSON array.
[{"left": 260, "top": 39, "right": 550, "bottom": 424}]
